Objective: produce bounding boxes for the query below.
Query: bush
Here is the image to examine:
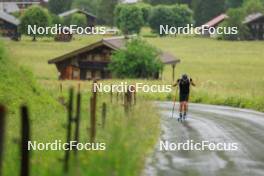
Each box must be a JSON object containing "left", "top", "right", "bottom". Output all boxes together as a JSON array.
[
  {"left": 70, "top": 13, "right": 87, "bottom": 28},
  {"left": 115, "top": 5, "right": 144, "bottom": 35},
  {"left": 20, "top": 6, "right": 51, "bottom": 41},
  {"left": 109, "top": 39, "right": 163, "bottom": 78}
]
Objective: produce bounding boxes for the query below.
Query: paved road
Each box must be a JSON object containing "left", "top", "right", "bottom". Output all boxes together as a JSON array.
[{"left": 144, "top": 102, "right": 264, "bottom": 176}]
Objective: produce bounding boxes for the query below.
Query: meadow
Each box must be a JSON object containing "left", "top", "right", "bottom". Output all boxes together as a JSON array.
[
  {"left": 0, "top": 40, "right": 160, "bottom": 175},
  {"left": 5, "top": 34, "right": 264, "bottom": 111}
]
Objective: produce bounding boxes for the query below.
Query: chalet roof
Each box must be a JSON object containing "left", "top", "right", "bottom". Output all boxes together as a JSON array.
[
  {"left": 0, "top": 2, "right": 20, "bottom": 13},
  {"left": 59, "top": 8, "right": 97, "bottom": 19},
  {"left": 0, "top": 11, "right": 20, "bottom": 26},
  {"left": 243, "top": 13, "right": 264, "bottom": 24},
  {"left": 202, "top": 13, "right": 228, "bottom": 28},
  {"left": 48, "top": 37, "right": 180, "bottom": 65}
]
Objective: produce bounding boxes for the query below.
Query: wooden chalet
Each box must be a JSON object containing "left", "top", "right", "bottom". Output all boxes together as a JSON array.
[
  {"left": 0, "top": 11, "right": 20, "bottom": 40},
  {"left": 48, "top": 37, "right": 180, "bottom": 80},
  {"left": 59, "top": 9, "right": 97, "bottom": 27},
  {"left": 200, "top": 13, "right": 228, "bottom": 37},
  {"left": 243, "top": 13, "right": 264, "bottom": 40}
]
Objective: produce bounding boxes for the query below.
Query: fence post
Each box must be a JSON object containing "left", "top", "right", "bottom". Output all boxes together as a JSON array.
[
  {"left": 124, "top": 92, "right": 129, "bottom": 114},
  {"left": 101, "top": 103, "right": 107, "bottom": 129},
  {"left": 74, "top": 91, "right": 81, "bottom": 156},
  {"left": 60, "top": 83, "right": 62, "bottom": 93},
  {"left": 90, "top": 80, "right": 97, "bottom": 142},
  {"left": 64, "top": 88, "right": 73, "bottom": 173},
  {"left": 116, "top": 92, "right": 119, "bottom": 103},
  {"left": 20, "top": 106, "right": 30, "bottom": 176},
  {"left": 0, "top": 105, "right": 6, "bottom": 176},
  {"left": 110, "top": 84, "right": 113, "bottom": 103}
]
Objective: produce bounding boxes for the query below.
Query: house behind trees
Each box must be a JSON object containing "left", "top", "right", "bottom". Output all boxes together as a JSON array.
[
  {"left": 48, "top": 37, "right": 180, "bottom": 80},
  {"left": 243, "top": 13, "right": 264, "bottom": 40}
]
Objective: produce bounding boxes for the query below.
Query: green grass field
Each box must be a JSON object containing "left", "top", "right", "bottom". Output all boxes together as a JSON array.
[
  {"left": 5, "top": 34, "right": 264, "bottom": 111},
  {"left": 0, "top": 40, "right": 160, "bottom": 175}
]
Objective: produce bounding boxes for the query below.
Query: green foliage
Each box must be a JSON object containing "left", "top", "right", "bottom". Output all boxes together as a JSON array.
[
  {"left": 50, "top": 14, "right": 62, "bottom": 25},
  {"left": 109, "top": 39, "right": 163, "bottom": 78},
  {"left": 242, "top": 0, "right": 264, "bottom": 14},
  {"left": 135, "top": 3, "right": 152, "bottom": 25},
  {"left": 149, "top": 6, "right": 175, "bottom": 34},
  {"left": 171, "top": 4, "right": 194, "bottom": 27},
  {"left": 98, "top": 0, "right": 119, "bottom": 26},
  {"left": 20, "top": 6, "right": 51, "bottom": 41},
  {"left": 225, "top": 0, "right": 244, "bottom": 8},
  {"left": 192, "top": 0, "right": 225, "bottom": 26},
  {"left": 148, "top": 5, "right": 193, "bottom": 35},
  {"left": 70, "top": 13, "right": 87, "bottom": 27},
  {"left": 219, "top": 8, "right": 250, "bottom": 40},
  {"left": 48, "top": 0, "right": 72, "bottom": 14},
  {"left": 72, "top": 0, "right": 99, "bottom": 15},
  {"left": 115, "top": 5, "right": 144, "bottom": 35}
]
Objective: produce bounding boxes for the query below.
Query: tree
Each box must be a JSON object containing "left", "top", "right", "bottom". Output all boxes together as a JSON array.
[
  {"left": 115, "top": 5, "right": 144, "bottom": 35},
  {"left": 72, "top": 0, "right": 99, "bottom": 15},
  {"left": 219, "top": 8, "right": 250, "bottom": 40},
  {"left": 136, "top": 3, "right": 152, "bottom": 25},
  {"left": 98, "top": 0, "right": 119, "bottom": 26},
  {"left": 48, "top": 0, "right": 73, "bottom": 14},
  {"left": 225, "top": 0, "right": 244, "bottom": 8},
  {"left": 192, "top": 0, "right": 225, "bottom": 26},
  {"left": 20, "top": 6, "right": 51, "bottom": 41},
  {"left": 71, "top": 13, "right": 87, "bottom": 28},
  {"left": 149, "top": 6, "right": 175, "bottom": 35},
  {"left": 242, "top": 0, "right": 264, "bottom": 14},
  {"left": 148, "top": 5, "right": 193, "bottom": 35},
  {"left": 171, "top": 4, "right": 193, "bottom": 27},
  {"left": 109, "top": 39, "right": 163, "bottom": 78}
]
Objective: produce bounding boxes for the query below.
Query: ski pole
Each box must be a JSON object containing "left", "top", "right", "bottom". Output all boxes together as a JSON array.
[{"left": 171, "top": 86, "right": 178, "bottom": 118}]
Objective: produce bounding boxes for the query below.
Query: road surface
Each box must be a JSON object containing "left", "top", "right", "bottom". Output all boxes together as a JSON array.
[{"left": 144, "top": 102, "right": 264, "bottom": 176}]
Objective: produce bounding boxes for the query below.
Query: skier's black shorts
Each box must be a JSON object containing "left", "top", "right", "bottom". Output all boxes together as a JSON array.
[{"left": 179, "top": 93, "right": 189, "bottom": 102}]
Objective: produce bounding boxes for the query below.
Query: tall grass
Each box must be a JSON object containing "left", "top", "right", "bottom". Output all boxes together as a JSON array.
[{"left": 0, "top": 41, "right": 160, "bottom": 175}]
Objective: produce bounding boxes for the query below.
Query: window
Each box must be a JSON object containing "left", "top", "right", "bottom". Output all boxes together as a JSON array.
[
  {"left": 72, "top": 68, "right": 79, "bottom": 79},
  {"left": 86, "top": 71, "right": 92, "bottom": 80}
]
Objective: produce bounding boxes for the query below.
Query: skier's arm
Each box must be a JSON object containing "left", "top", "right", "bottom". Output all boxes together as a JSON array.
[
  {"left": 190, "top": 78, "right": 196, "bottom": 86},
  {"left": 173, "top": 79, "right": 180, "bottom": 87}
]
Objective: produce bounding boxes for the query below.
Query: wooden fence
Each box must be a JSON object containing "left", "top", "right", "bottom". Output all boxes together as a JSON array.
[{"left": 0, "top": 80, "right": 137, "bottom": 175}]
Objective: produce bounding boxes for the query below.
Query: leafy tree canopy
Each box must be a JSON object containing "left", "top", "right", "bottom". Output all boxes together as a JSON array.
[
  {"left": 20, "top": 6, "right": 51, "bottom": 41},
  {"left": 48, "top": 0, "right": 73, "bottom": 14},
  {"left": 115, "top": 5, "right": 144, "bottom": 35},
  {"left": 149, "top": 5, "right": 193, "bottom": 35}
]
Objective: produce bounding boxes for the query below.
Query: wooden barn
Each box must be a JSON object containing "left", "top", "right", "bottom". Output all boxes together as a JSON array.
[
  {"left": 200, "top": 13, "right": 228, "bottom": 37},
  {"left": 0, "top": 11, "right": 20, "bottom": 40},
  {"left": 59, "top": 9, "right": 97, "bottom": 28},
  {"left": 48, "top": 37, "right": 180, "bottom": 80},
  {"left": 243, "top": 13, "right": 264, "bottom": 40}
]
